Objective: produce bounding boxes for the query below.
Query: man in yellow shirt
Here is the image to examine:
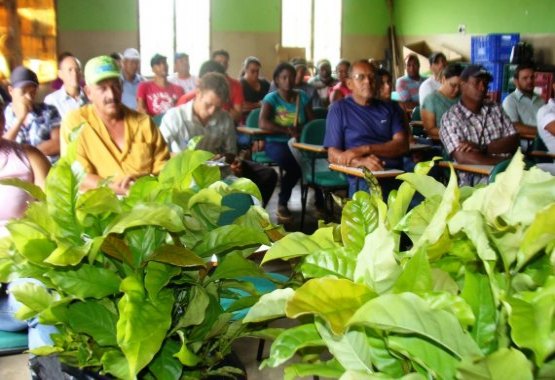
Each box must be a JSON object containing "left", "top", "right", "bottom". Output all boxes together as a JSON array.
[{"left": 61, "top": 55, "right": 169, "bottom": 195}]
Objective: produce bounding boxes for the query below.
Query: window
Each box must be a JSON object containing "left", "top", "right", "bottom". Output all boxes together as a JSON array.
[
  {"left": 281, "top": 0, "right": 342, "bottom": 66},
  {"left": 139, "top": 0, "right": 210, "bottom": 77}
]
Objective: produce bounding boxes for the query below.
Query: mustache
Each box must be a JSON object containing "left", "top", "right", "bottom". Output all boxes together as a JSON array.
[{"left": 103, "top": 98, "right": 120, "bottom": 105}]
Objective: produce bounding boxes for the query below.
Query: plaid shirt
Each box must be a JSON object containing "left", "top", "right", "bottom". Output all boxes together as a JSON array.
[
  {"left": 4, "top": 103, "right": 61, "bottom": 160},
  {"left": 440, "top": 100, "right": 516, "bottom": 185}
]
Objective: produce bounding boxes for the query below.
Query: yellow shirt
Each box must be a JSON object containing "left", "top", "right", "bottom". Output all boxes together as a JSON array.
[{"left": 61, "top": 105, "right": 169, "bottom": 179}]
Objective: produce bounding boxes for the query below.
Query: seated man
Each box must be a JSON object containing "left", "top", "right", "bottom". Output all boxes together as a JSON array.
[
  {"left": 502, "top": 63, "right": 545, "bottom": 137},
  {"left": 440, "top": 65, "right": 519, "bottom": 186},
  {"left": 61, "top": 55, "right": 169, "bottom": 195},
  {"left": 537, "top": 81, "right": 555, "bottom": 152},
  {"left": 120, "top": 48, "right": 144, "bottom": 110},
  {"left": 396, "top": 54, "right": 425, "bottom": 111},
  {"left": 3, "top": 66, "right": 61, "bottom": 162},
  {"left": 308, "top": 59, "right": 338, "bottom": 109},
  {"left": 212, "top": 49, "right": 244, "bottom": 124},
  {"left": 419, "top": 52, "right": 447, "bottom": 105},
  {"left": 324, "top": 60, "right": 409, "bottom": 197},
  {"left": 159, "top": 72, "right": 277, "bottom": 207},
  {"left": 137, "top": 54, "right": 184, "bottom": 116}
]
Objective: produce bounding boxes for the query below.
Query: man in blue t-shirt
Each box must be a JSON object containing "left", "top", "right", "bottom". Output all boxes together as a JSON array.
[{"left": 324, "top": 60, "right": 409, "bottom": 196}]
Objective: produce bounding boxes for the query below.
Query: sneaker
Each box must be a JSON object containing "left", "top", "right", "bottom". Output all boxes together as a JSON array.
[{"left": 277, "top": 205, "right": 293, "bottom": 221}]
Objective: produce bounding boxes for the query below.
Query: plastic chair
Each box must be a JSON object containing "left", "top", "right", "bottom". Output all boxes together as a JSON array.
[
  {"left": 527, "top": 136, "right": 554, "bottom": 164},
  {"left": 217, "top": 192, "right": 254, "bottom": 226},
  {"left": 0, "top": 330, "right": 28, "bottom": 356},
  {"left": 410, "top": 106, "right": 425, "bottom": 137},
  {"left": 488, "top": 158, "right": 535, "bottom": 183},
  {"left": 245, "top": 109, "right": 275, "bottom": 166},
  {"left": 296, "top": 119, "right": 348, "bottom": 229},
  {"left": 312, "top": 107, "right": 328, "bottom": 120}
]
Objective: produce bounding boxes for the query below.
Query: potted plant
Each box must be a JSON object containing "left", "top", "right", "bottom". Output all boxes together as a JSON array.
[
  {"left": 245, "top": 151, "right": 555, "bottom": 379},
  {"left": 0, "top": 146, "right": 285, "bottom": 379}
]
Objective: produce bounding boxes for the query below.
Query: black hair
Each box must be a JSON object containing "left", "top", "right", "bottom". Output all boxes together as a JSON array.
[
  {"left": 429, "top": 52, "right": 447, "bottom": 65},
  {"left": 198, "top": 72, "right": 230, "bottom": 104},
  {"left": 272, "top": 62, "right": 296, "bottom": 82},
  {"left": 513, "top": 63, "right": 535, "bottom": 79},
  {"left": 336, "top": 60, "right": 351, "bottom": 70},
  {"left": 211, "top": 49, "right": 230, "bottom": 60},
  {"left": 198, "top": 60, "right": 226, "bottom": 77},
  {"left": 57, "top": 52, "right": 74, "bottom": 67},
  {"left": 110, "top": 52, "right": 122, "bottom": 61},
  {"left": 443, "top": 63, "right": 464, "bottom": 79},
  {"left": 405, "top": 54, "right": 419, "bottom": 65}
]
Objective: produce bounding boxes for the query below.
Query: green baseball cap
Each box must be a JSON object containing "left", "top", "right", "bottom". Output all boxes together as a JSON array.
[{"left": 84, "top": 55, "right": 120, "bottom": 85}]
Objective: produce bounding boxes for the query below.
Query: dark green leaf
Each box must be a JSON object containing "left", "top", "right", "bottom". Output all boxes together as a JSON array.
[
  {"left": 261, "top": 323, "right": 324, "bottom": 368},
  {"left": 67, "top": 300, "right": 117, "bottom": 346},
  {"left": 301, "top": 247, "right": 356, "bottom": 280},
  {"left": 46, "top": 264, "right": 121, "bottom": 299},
  {"left": 283, "top": 359, "right": 345, "bottom": 380},
  {"left": 144, "top": 261, "right": 180, "bottom": 299},
  {"left": 108, "top": 203, "right": 184, "bottom": 234},
  {"left": 210, "top": 252, "right": 265, "bottom": 281},
  {"left": 101, "top": 349, "right": 131, "bottom": 380},
  {"left": 194, "top": 225, "right": 269, "bottom": 258},
  {"left": 148, "top": 339, "right": 182, "bottom": 380},
  {"left": 148, "top": 244, "right": 205, "bottom": 268}
]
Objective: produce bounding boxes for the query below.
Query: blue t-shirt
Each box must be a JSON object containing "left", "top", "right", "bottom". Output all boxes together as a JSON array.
[
  {"left": 324, "top": 96, "right": 405, "bottom": 169},
  {"left": 262, "top": 90, "right": 309, "bottom": 142}
]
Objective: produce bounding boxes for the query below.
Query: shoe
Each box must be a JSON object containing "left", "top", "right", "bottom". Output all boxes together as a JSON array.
[{"left": 277, "top": 205, "right": 293, "bottom": 221}]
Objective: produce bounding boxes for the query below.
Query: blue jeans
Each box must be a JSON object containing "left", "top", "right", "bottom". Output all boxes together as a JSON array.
[{"left": 265, "top": 141, "right": 301, "bottom": 206}]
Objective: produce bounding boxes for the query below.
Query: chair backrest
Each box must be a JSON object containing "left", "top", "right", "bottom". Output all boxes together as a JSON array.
[
  {"left": 217, "top": 192, "right": 254, "bottom": 226},
  {"left": 533, "top": 136, "right": 548, "bottom": 152},
  {"left": 411, "top": 106, "right": 421, "bottom": 122},
  {"left": 300, "top": 119, "right": 326, "bottom": 145},
  {"left": 245, "top": 108, "right": 261, "bottom": 129},
  {"left": 312, "top": 107, "right": 328, "bottom": 120},
  {"left": 489, "top": 158, "right": 535, "bottom": 183}
]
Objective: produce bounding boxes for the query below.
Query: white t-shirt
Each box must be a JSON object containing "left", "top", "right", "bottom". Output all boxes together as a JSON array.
[
  {"left": 419, "top": 76, "right": 441, "bottom": 106},
  {"left": 168, "top": 73, "right": 197, "bottom": 93},
  {"left": 537, "top": 98, "right": 555, "bottom": 152}
]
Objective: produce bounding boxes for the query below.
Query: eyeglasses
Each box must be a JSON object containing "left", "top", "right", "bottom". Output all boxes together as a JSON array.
[{"left": 351, "top": 73, "right": 374, "bottom": 82}]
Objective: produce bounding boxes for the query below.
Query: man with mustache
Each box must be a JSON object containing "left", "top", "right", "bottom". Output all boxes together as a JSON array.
[{"left": 61, "top": 55, "right": 169, "bottom": 195}]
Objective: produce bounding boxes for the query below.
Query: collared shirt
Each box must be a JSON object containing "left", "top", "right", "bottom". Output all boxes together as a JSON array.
[
  {"left": 64, "top": 104, "right": 169, "bottom": 179},
  {"left": 121, "top": 73, "right": 144, "bottom": 110},
  {"left": 502, "top": 88, "right": 545, "bottom": 127},
  {"left": 419, "top": 76, "right": 441, "bottom": 105},
  {"left": 395, "top": 75, "right": 425, "bottom": 102},
  {"left": 158, "top": 100, "right": 236, "bottom": 154},
  {"left": 537, "top": 98, "right": 555, "bottom": 152},
  {"left": 44, "top": 88, "right": 88, "bottom": 118},
  {"left": 4, "top": 102, "right": 61, "bottom": 162},
  {"left": 440, "top": 101, "right": 517, "bottom": 185}
]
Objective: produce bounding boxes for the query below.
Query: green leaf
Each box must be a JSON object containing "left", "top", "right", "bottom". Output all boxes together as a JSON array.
[
  {"left": 354, "top": 221, "right": 401, "bottom": 294},
  {"left": 6, "top": 221, "right": 55, "bottom": 263},
  {"left": 396, "top": 172, "right": 446, "bottom": 198},
  {"left": 192, "top": 164, "right": 221, "bottom": 189},
  {"left": 174, "top": 330, "right": 201, "bottom": 366},
  {"left": 44, "top": 238, "right": 90, "bottom": 266},
  {"left": 286, "top": 277, "right": 375, "bottom": 335},
  {"left": 67, "top": 300, "right": 117, "bottom": 346},
  {"left": 210, "top": 252, "right": 266, "bottom": 281},
  {"left": 76, "top": 187, "right": 121, "bottom": 217},
  {"left": 456, "top": 347, "right": 533, "bottom": 380},
  {"left": 148, "top": 339, "right": 182, "bottom": 380},
  {"left": 126, "top": 225, "right": 167, "bottom": 267},
  {"left": 423, "top": 292, "right": 475, "bottom": 329},
  {"left": 301, "top": 246, "right": 357, "bottom": 280},
  {"left": 449, "top": 210, "right": 496, "bottom": 262},
  {"left": 460, "top": 270, "right": 498, "bottom": 354},
  {"left": 108, "top": 203, "right": 184, "bottom": 234},
  {"left": 519, "top": 203, "right": 555, "bottom": 270},
  {"left": 396, "top": 195, "right": 441, "bottom": 243},
  {"left": 148, "top": 244, "right": 206, "bottom": 268},
  {"left": 100, "top": 234, "right": 133, "bottom": 266},
  {"left": 341, "top": 192, "right": 379, "bottom": 252},
  {"left": 283, "top": 359, "right": 345, "bottom": 380},
  {"left": 10, "top": 281, "right": 53, "bottom": 319},
  {"left": 261, "top": 323, "right": 324, "bottom": 368},
  {"left": 262, "top": 227, "right": 339, "bottom": 264},
  {"left": 144, "top": 261, "right": 180, "bottom": 300},
  {"left": 0, "top": 177, "right": 45, "bottom": 201},
  {"left": 194, "top": 225, "right": 269, "bottom": 258},
  {"left": 393, "top": 248, "right": 432, "bottom": 293},
  {"left": 348, "top": 293, "right": 481, "bottom": 358},
  {"left": 316, "top": 320, "right": 373, "bottom": 375},
  {"left": 244, "top": 288, "right": 294, "bottom": 323},
  {"left": 117, "top": 275, "right": 174, "bottom": 377},
  {"left": 159, "top": 149, "right": 213, "bottom": 190},
  {"left": 174, "top": 285, "right": 209, "bottom": 330},
  {"left": 28, "top": 346, "right": 64, "bottom": 356},
  {"left": 188, "top": 187, "right": 223, "bottom": 227},
  {"left": 46, "top": 264, "right": 121, "bottom": 299},
  {"left": 101, "top": 350, "right": 132, "bottom": 380},
  {"left": 228, "top": 177, "right": 263, "bottom": 201}
]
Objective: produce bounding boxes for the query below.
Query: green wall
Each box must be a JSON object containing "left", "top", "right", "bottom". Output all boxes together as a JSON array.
[
  {"left": 342, "top": 0, "right": 389, "bottom": 36},
  {"left": 394, "top": 0, "right": 555, "bottom": 35},
  {"left": 211, "top": 0, "right": 280, "bottom": 32},
  {"left": 57, "top": 0, "right": 137, "bottom": 31}
]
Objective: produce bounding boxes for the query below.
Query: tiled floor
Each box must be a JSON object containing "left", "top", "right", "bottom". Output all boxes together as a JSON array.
[{"left": 0, "top": 174, "right": 339, "bottom": 379}]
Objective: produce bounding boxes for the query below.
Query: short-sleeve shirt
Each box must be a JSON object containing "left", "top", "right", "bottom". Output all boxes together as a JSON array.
[
  {"left": 324, "top": 96, "right": 405, "bottom": 170},
  {"left": 422, "top": 90, "right": 459, "bottom": 128},
  {"left": 64, "top": 104, "right": 169, "bottom": 180},
  {"left": 136, "top": 81, "right": 184, "bottom": 116},
  {"left": 537, "top": 99, "right": 555, "bottom": 152},
  {"left": 44, "top": 88, "right": 88, "bottom": 118},
  {"left": 419, "top": 76, "right": 441, "bottom": 105},
  {"left": 241, "top": 78, "right": 270, "bottom": 104},
  {"left": 226, "top": 76, "right": 244, "bottom": 112},
  {"left": 159, "top": 100, "right": 237, "bottom": 154},
  {"left": 262, "top": 90, "right": 310, "bottom": 142},
  {"left": 4, "top": 102, "right": 61, "bottom": 162},
  {"left": 168, "top": 73, "right": 197, "bottom": 93},
  {"left": 121, "top": 73, "right": 143, "bottom": 110},
  {"left": 502, "top": 88, "right": 545, "bottom": 127},
  {"left": 395, "top": 75, "right": 425, "bottom": 102}
]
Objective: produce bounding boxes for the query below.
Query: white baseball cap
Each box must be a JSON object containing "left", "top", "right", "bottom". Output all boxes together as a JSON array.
[{"left": 122, "top": 48, "right": 140, "bottom": 60}]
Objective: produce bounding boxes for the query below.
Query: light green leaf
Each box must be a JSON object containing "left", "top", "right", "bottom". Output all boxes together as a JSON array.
[
  {"left": 286, "top": 277, "right": 375, "bottom": 335},
  {"left": 229, "top": 177, "right": 263, "bottom": 201},
  {"left": 76, "top": 186, "right": 121, "bottom": 217},
  {"left": 261, "top": 323, "right": 324, "bottom": 368},
  {"left": 316, "top": 320, "right": 373, "bottom": 374},
  {"left": 0, "top": 177, "right": 45, "bottom": 201},
  {"left": 210, "top": 252, "right": 266, "bottom": 281},
  {"left": 148, "top": 244, "right": 206, "bottom": 268},
  {"left": 348, "top": 293, "right": 481, "bottom": 358},
  {"left": 341, "top": 192, "right": 379, "bottom": 252},
  {"left": 194, "top": 225, "right": 269, "bottom": 258},
  {"left": 340, "top": 371, "right": 426, "bottom": 380},
  {"left": 108, "top": 203, "right": 184, "bottom": 234},
  {"left": 101, "top": 350, "right": 132, "bottom": 380},
  {"left": 6, "top": 221, "right": 55, "bottom": 263},
  {"left": 28, "top": 346, "right": 63, "bottom": 356},
  {"left": 67, "top": 300, "right": 117, "bottom": 346},
  {"left": 301, "top": 246, "right": 357, "bottom": 280},
  {"left": 10, "top": 281, "right": 53, "bottom": 319},
  {"left": 192, "top": 165, "right": 221, "bottom": 189},
  {"left": 393, "top": 248, "right": 432, "bottom": 293},
  {"left": 519, "top": 203, "right": 555, "bottom": 270},
  {"left": 188, "top": 187, "right": 223, "bottom": 227},
  {"left": 244, "top": 288, "right": 294, "bottom": 323},
  {"left": 174, "top": 285, "right": 209, "bottom": 330},
  {"left": 174, "top": 330, "right": 201, "bottom": 366},
  {"left": 423, "top": 292, "right": 475, "bottom": 328},
  {"left": 449, "top": 210, "right": 496, "bottom": 262},
  {"left": 283, "top": 359, "right": 345, "bottom": 380},
  {"left": 144, "top": 261, "right": 180, "bottom": 300},
  {"left": 354, "top": 222, "right": 400, "bottom": 294},
  {"left": 395, "top": 195, "right": 441, "bottom": 243},
  {"left": 117, "top": 275, "right": 174, "bottom": 377},
  {"left": 460, "top": 270, "right": 498, "bottom": 354},
  {"left": 148, "top": 339, "right": 182, "bottom": 380},
  {"left": 44, "top": 239, "right": 90, "bottom": 266},
  {"left": 46, "top": 264, "right": 121, "bottom": 299},
  {"left": 431, "top": 268, "right": 459, "bottom": 294},
  {"left": 396, "top": 172, "right": 446, "bottom": 198},
  {"left": 262, "top": 227, "right": 339, "bottom": 264},
  {"left": 158, "top": 149, "right": 213, "bottom": 189},
  {"left": 456, "top": 347, "right": 533, "bottom": 380}
]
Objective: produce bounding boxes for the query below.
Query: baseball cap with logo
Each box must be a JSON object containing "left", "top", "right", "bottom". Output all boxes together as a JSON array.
[
  {"left": 10, "top": 66, "right": 39, "bottom": 88},
  {"left": 460, "top": 64, "right": 493, "bottom": 82},
  {"left": 84, "top": 55, "right": 120, "bottom": 85},
  {"left": 123, "top": 48, "right": 140, "bottom": 60}
]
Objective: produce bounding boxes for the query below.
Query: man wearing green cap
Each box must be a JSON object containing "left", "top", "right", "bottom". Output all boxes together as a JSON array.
[{"left": 61, "top": 55, "right": 169, "bottom": 195}]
